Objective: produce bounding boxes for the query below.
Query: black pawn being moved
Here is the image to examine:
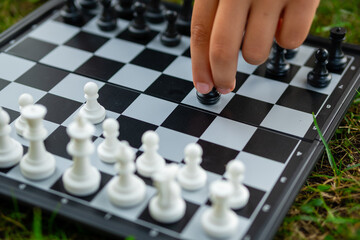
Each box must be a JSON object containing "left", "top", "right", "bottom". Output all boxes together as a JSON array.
[
  {"left": 161, "top": 11, "right": 181, "bottom": 47},
  {"left": 97, "top": 0, "right": 117, "bottom": 31},
  {"left": 128, "top": 2, "right": 150, "bottom": 39},
  {"left": 266, "top": 42, "right": 290, "bottom": 77},
  {"left": 307, "top": 48, "right": 332, "bottom": 88}
]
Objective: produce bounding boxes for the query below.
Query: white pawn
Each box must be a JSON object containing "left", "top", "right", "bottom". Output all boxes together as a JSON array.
[
  {"left": 136, "top": 130, "right": 165, "bottom": 177},
  {"left": 0, "top": 107, "right": 23, "bottom": 168},
  {"left": 20, "top": 104, "right": 56, "bottom": 180},
  {"left": 177, "top": 143, "right": 207, "bottom": 191},
  {"left": 107, "top": 143, "right": 146, "bottom": 207},
  {"left": 201, "top": 180, "right": 239, "bottom": 238},
  {"left": 149, "top": 164, "right": 186, "bottom": 223},
  {"left": 62, "top": 114, "right": 101, "bottom": 196},
  {"left": 97, "top": 118, "right": 122, "bottom": 163},
  {"left": 225, "top": 159, "right": 249, "bottom": 209},
  {"left": 15, "top": 93, "right": 34, "bottom": 136},
  {"left": 79, "top": 82, "right": 106, "bottom": 124}
]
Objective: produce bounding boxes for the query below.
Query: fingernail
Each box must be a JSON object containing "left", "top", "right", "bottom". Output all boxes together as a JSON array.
[
  {"left": 197, "top": 83, "right": 210, "bottom": 94},
  {"left": 217, "top": 88, "right": 232, "bottom": 94}
]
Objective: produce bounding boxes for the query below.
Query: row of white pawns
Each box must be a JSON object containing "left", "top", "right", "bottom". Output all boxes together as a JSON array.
[{"left": 0, "top": 82, "right": 249, "bottom": 238}]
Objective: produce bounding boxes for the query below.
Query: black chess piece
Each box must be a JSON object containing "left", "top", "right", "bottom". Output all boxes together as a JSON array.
[
  {"left": 307, "top": 48, "right": 332, "bottom": 88},
  {"left": 266, "top": 42, "right": 290, "bottom": 76},
  {"left": 79, "top": 0, "right": 98, "bottom": 10},
  {"left": 97, "top": 0, "right": 117, "bottom": 31},
  {"left": 145, "top": 0, "right": 165, "bottom": 23},
  {"left": 327, "top": 27, "right": 347, "bottom": 72},
  {"left": 160, "top": 10, "right": 181, "bottom": 47},
  {"left": 128, "top": 1, "right": 151, "bottom": 39},
  {"left": 285, "top": 48, "right": 299, "bottom": 59},
  {"left": 115, "top": 0, "right": 134, "bottom": 20},
  {"left": 176, "top": 0, "right": 192, "bottom": 36},
  {"left": 196, "top": 88, "right": 221, "bottom": 105},
  {"left": 61, "top": 0, "right": 83, "bottom": 25}
]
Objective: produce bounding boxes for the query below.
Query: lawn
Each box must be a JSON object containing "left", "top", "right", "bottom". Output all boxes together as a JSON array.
[{"left": 0, "top": 0, "right": 359, "bottom": 239}]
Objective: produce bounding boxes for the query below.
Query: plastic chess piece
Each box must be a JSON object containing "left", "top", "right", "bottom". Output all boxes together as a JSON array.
[
  {"left": 115, "top": 0, "right": 134, "bottom": 20},
  {"left": 136, "top": 130, "right": 165, "bottom": 177},
  {"left": 97, "top": 0, "right": 117, "bottom": 31},
  {"left": 63, "top": 115, "right": 101, "bottom": 196},
  {"left": 307, "top": 48, "right": 332, "bottom": 88},
  {"left": 79, "top": 0, "right": 98, "bottom": 10},
  {"left": 196, "top": 87, "right": 221, "bottom": 105},
  {"left": 79, "top": 82, "right": 106, "bottom": 125},
  {"left": 327, "top": 27, "right": 347, "bottom": 72},
  {"left": 97, "top": 118, "right": 122, "bottom": 163},
  {"left": 201, "top": 180, "right": 239, "bottom": 238},
  {"left": 145, "top": 0, "right": 165, "bottom": 23},
  {"left": 107, "top": 143, "right": 146, "bottom": 207},
  {"left": 176, "top": 0, "right": 192, "bottom": 36},
  {"left": 266, "top": 42, "right": 290, "bottom": 76},
  {"left": 285, "top": 48, "right": 299, "bottom": 60},
  {"left": 15, "top": 93, "right": 34, "bottom": 137},
  {"left": 149, "top": 164, "right": 186, "bottom": 223},
  {"left": 20, "top": 104, "right": 56, "bottom": 180},
  {"left": 61, "top": 0, "right": 82, "bottom": 24},
  {"left": 177, "top": 143, "right": 207, "bottom": 191},
  {"left": 160, "top": 10, "right": 181, "bottom": 47},
  {"left": 225, "top": 159, "right": 249, "bottom": 209},
  {"left": 0, "top": 107, "right": 23, "bottom": 168},
  {"left": 128, "top": 1, "right": 151, "bottom": 39}
]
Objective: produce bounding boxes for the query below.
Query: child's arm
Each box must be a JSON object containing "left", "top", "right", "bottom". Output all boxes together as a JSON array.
[{"left": 190, "top": 0, "right": 320, "bottom": 94}]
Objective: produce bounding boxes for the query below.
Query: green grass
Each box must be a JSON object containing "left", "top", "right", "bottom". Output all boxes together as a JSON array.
[{"left": 0, "top": 1, "right": 360, "bottom": 240}]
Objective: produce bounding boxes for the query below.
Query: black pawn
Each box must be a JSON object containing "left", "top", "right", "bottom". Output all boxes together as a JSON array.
[
  {"left": 128, "top": 2, "right": 150, "bottom": 39},
  {"left": 115, "top": 0, "right": 134, "bottom": 20},
  {"left": 327, "top": 27, "right": 347, "bottom": 72},
  {"left": 145, "top": 0, "right": 165, "bottom": 23},
  {"left": 79, "top": 0, "right": 98, "bottom": 10},
  {"left": 266, "top": 42, "right": 290, "bottom": 76},
  {"left": 196, "top": 88, "right": 221, "bottom": 105},
  {"left": 97, "top": 0, "right": 117, "bottom": 31},
  {"left": 285, "top": 48, "right": 299, "bottom": 59},
  {"left": 61, "top": 0, "right": 82, "bottom": 24},
  {"left": 307, "top": 48, "right": 332, "bottom": 88},
  {"left": 161, "top": 11, "right": 181, "bottom": 47},
  {"left": 176, "top": 0, "right": 192, "bottom": 36}
]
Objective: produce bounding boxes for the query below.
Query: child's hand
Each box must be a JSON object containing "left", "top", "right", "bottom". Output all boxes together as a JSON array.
[{"left": 190, "top": 0, "right": 320, "bottom": 94}]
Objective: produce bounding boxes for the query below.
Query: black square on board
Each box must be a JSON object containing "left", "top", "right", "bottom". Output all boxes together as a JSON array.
[
  {"left": 253, "top": 63, "right": 300, "bottom": 84},
  {"left": 98, "top": 84, "right": 139, "bottom": 114},
  {"left": 7, "top": 37, "right": 57, "bottom": 61},
  {"left": 75, "top": 56, "right": 124, "bottom": 81},
  {"left": 243, "top": 128, "right": 299, "bottom": 163},
  {"left": 233, "top": 72, "right": 250, "bottom": 92},
  {"left": 182, "top": 47, "right": 191, "bottom": 58},
  {"left": 0, "top": 79, "right": 10, "bottom": 91},
  {"left": 161, "top": 105, "right": 216, "bottom": 137},
  {"left": 276, "top": 85, "right": 327, "bottom": 114},
  {"left": 16, "top": 64, "right": 69, "bottom": 91},
  {"left": 117, "top": 29, "right": 158, "bottom": 45},
  {"left": 45, "top": 126, "right": 71, "bottom": 160},
  {"left": 220, "top": 95, "right": 273, "bottom": 126},
  {"left": 64, "top": 31, "right": 109, "bottom": 53},
  {"left": 131, "top": 49, "right": 177, "bottom": 72},
  {"left": 36, "top": 94, "right": 82, "bottom": 124},
  {"left": 145, "top": 74, "right": 194, "bottom": 103}
]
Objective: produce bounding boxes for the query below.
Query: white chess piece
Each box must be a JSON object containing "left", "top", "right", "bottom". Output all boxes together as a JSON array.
[
  {"left": 97, "top": 118, "right": 122, "bottom": 163},
  {"left": 15, "top": 93, "right": 34, "bottom": 136},
  {"left": 107, "top": 143, "right": 146, "bottom": 207},
  {"left": 20, "top": 104, "right": 56, "bottom": 180},
  {"left": 136, "top": 130, "right": 165, "bottom": 177},
  {"left": 79, "top": 82, "right": 106, "bottom": 124},
  {"left": 149, "top": 164, "right": 186, "bottom": 223},
  {"left": 62, "top": 115, "right": 101, "bottom": 196},
  {"left": 201, "top": 180, "right": 239, "bottom": 238},
  {"left": 177, "top": 143, "right": 207, "bottom": 191},
  {"left": 226, "top": 159, "right": 249, "bottom": 209},
  {"left": 0, "top": 107, "right": 23, "bottom": 168}
]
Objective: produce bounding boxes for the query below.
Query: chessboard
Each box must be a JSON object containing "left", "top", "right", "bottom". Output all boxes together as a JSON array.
[{"left": 0, "top": 1, "right": 360, "bottom": 240}]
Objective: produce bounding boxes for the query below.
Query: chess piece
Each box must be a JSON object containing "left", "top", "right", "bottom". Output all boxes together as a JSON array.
[
  {"left": 145, "top": 0, "right": 165, "bottom": 23},
  {"left": 327, "top": 27, "right": 347, "bottom": 72},
  {"left": 61, "top": 0, "right": 83, "bottom": 25},
  {"left": 177, "top": 143, "right": 207, "bottom": 191},
  {"left": 307, "top": 48, "right": 332, "bottom": 88},
  {"left": 266, "top": 42, "right": 290, "bottom": 76},
  {"left": 176, "top": 0, "right": 192, "bottom": 36},
  {"left": 136, "top": 130, "right": 165, "bottom": 177},
  {"left": 63, "top": 115, "right": 101, "bottom": 196},
  {"left": 149, "top": 164, "right": 186, "bottom": 223},
  {"left": 128, "top": 1, "right": 151, "bottom": 39},
  {"left": 115, "top": 0, "right": 134, "bottom": 20},
  {"left": 196, "top": 87, "right": 221, "bottom": 105},
  {"left": 0, "top": 107, "right": 23, "bottom": 168},
  {"left": 225, "top": 160, "right": 249, "bottom": 209},
  {"left": 79, "top": 0, "right": 98, "bottom": 10},
  {"left": 20, "top": 104, "right": 56, "bottom": 180},
  {"left": 15, "top": 93, "right": 34, "bottom": 137},
  {"left": 285, "top": 48, "right": 299, "bottom": 59},
  {"left": 160, "top": 10, "right": 181, "bottom": 47},
  {"left": 97, "top": 118, "right": 122, "bottom": 163},
  {"left": 107, "top": 142, "right": 146, "bottom": 207},
  {"left": 201, "top": 180, "right": 238, "bottom": 238},
  {"left": 97, "top": 0, "right": 117, "bottom": 31},
  {"left": 79, "top": 82, "right": 106, "bottom": 125}
]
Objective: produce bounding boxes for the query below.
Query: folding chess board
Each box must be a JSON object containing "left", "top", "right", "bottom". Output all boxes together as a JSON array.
[{"left": 0, "top": 1, "right": 360, "bottom": 239}]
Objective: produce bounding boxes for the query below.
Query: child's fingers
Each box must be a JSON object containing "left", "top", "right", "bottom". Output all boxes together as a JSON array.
[
  {"left": 190, "top": 0, "right": 219, "bottom": 94},
  {"left": 242, "top": 0, "right": 285, "bottom": 65},
  {"left": 209, "top": 0, "right": 250, "bottom": 94}
]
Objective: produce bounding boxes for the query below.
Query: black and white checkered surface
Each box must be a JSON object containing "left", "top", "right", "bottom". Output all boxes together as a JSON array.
[{"left": 0, "top": 1, "right": 360, "bottom": 240}]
